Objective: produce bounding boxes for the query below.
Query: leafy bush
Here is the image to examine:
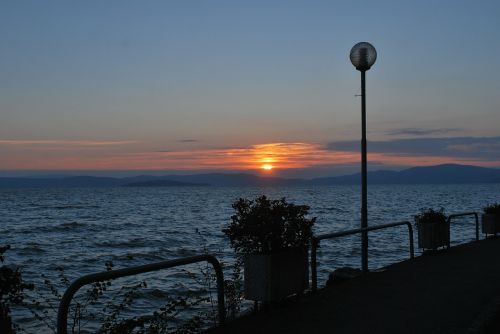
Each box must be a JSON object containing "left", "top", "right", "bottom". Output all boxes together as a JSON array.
[
  {"left": 29, "top": 263, "right": 216, "bottom": 334},
  {"left": 223, "top": 196, "right": 316, "bottom": 254},
  {"left": 483, "top": 203, "right": 500, "bottom": 215},
  {"left": 7, "top": 255, "right": 222, "bottom": 333},
  {"left": 414, "top": 208, "right": 447, "bottom": 225},
  {"left": 1, "top": 245, "right": 34, "bottom": 334},
  {"left": 6, "top": 228, "right": 241, "bottom": 333}
]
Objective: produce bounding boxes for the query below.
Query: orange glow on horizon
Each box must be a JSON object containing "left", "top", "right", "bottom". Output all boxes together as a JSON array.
[{"left": 1, "top": 140, "right": 500, "bottom": 171}]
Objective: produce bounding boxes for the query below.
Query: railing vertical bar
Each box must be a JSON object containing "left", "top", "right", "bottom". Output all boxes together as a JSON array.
[
  {"left": 475, "top": 213, "right": 479, "bottom": 241},
  {"left": 311, "top": 239, "right": 318, "bottom": 292},
  {"left": 407, "top": 222, "right": 414, "bottom": 258},
  {"left": 208, "top": 256, "right": 226, "bottom": 325}
]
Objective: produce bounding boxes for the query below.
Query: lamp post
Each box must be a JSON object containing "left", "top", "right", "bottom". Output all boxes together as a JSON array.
[{"left": 350, "top": 42, "right": 377, "bottom": 273}]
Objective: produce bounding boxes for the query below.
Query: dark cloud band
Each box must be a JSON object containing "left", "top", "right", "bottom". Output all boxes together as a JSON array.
[
  {"left": 327, "top": 137, "right": 500, "bottom": 160},
  {"left": 385, "top": 128, "right": 460, "bottom": 136}
]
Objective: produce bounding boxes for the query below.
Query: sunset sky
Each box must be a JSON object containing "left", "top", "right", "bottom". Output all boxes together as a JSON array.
[{"left": 1, "top": 1, "right": 500, "bottom": 177}]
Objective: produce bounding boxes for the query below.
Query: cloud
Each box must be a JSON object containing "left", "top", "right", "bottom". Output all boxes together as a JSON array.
[
  {"left": 327, "top": 137, "right": 500, "bottom": 160},
  {"left": 11, "top": 142, "right": 359, "bottom": 171},
  {"left": 2, "top": 139, "right": 500, "bottom": 171},
  {"left": 385, "top": 128, "right": 460, "bottom": 136},
  {"left": 0, "top": 140, "right": 138, "bottom": 147},
  {"left": 177, "top": 139, "right": 198, "bottom": 143}
]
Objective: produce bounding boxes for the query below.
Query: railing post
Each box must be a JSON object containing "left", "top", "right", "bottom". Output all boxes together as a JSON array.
[
  {"left": 474, "top": 212, "right": 479, "bottom": 241},
  {"left": 207, "top": 257, "right": 226, "bottom": 325},
  {"left": 407, "top": 222, "right": 414, "bottom": 259},
  {"left": 446, "top": 217, "right": 451, "bottom": 249},
  {"left": 311, "top": 238, "right": 318, "bottom": 292},
  {"left": 57, "top": 281, "right": 78, "bottom": 334}
]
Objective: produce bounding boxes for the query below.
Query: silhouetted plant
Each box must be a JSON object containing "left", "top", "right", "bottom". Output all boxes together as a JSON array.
[
  {"left": 223, "top": 256, "right": 243, "bottom": 319},
  {"left": 483, "top": 203, "right": 500, "bottom": 215},
  {"left": 95, "top": 291, "right": 209, "bottom": 334},
  {"left": 7, "top": 231, "right": 239, "bottom": 333},
  {"left": 187, "top": 257, "right": 244, "bottom": 321},
  {"left": 223, "top": 196, "right": 316, "bottom": 254},
  {"left": 0, "top": 245, "right": 34, "bottom": 334},
  {"left": 12, "top": 258, "right": 218, "bottom": 333},
  {"left": 414, "top": 208, "right": 447, "bottom": 225},
  {"left": 182, "top": 257, "right": 244, "bottom": 323}
]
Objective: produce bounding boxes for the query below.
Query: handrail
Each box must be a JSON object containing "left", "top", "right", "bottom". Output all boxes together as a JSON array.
[
  {"left": 57, "top": 254, "right": 225, "bottom": 334},
  {"left": 446, "top": 212, "right": 479, "bottom": 246},
  {"left": 311, "top": 221, "right": 414, "bottom": 291}
]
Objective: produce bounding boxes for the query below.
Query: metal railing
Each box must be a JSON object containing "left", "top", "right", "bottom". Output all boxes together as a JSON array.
[
  {"left": 311, "top": 221, "right": 414, "bottom": 291},
  {"left": 447, "top": 212, "right": 479, "bottom": 246},
  {"left": 57, "top": 254, "right": 225, "bottom": 334}
]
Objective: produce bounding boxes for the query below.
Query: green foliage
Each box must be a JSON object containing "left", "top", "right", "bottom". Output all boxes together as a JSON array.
[
  {"left": 95, "top": 291, "right": 209, "bottom": 334},
  {"left": 483, "top": 203, "right": 500, "bottom": 215},
  {"left": 28, "top": 263, "right": 214, "bottom": 334},
  {"left": 223, "top": 195, "right": 316, "bottom": 254},
  {"left": 1, "top": 245, "right": 34, "bottom": 334},
  {"left": 7, "top": 234, "right": 243, "bottom": 333},
  {"left": 223, "top": 256, "right": 243, "bottom": 320},
  {"left": 414, "top": 208, "right": 447, "bottom": 225}
]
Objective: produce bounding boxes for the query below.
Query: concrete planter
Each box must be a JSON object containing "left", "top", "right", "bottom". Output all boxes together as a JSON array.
[
  {"left": 482, "top": 213, "right": 500, "bottom": 236},
  {"left": 244, "top": 248, "right": 309, "bottom": 302},
  {"left": 417, "top": 221, "right": 449, "bottom": 250}
]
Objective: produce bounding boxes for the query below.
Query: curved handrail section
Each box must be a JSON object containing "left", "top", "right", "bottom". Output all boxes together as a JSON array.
[
  {"left": 311, "top": 221, "right": 414, "bottom": 291},
  {"left": 447, "top": 212, "right": 479, "bottom": 246},
  {"left": 57, "top": 254, "right": 225, "bottom": 334}
]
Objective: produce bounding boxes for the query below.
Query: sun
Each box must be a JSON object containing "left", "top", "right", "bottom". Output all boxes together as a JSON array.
[{"left": 261, "top": 164, "right": 274, "bottom": 171}]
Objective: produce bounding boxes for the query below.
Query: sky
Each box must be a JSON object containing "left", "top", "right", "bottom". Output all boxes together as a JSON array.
[{"left": 1, "top": 1, "right": 500, "bottom": 178}]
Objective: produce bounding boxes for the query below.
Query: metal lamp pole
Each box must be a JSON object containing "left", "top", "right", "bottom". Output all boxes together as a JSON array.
[
  {"left": 360, "top": 69, "right": 368, "bottom": 272},
  {"left": 350, "top": 42, "right": 377, "bottom": 273}
]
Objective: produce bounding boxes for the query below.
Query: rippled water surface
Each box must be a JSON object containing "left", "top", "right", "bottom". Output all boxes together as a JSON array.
[{"left": 2, "top": 184, "right": 500, "bottom": 332}]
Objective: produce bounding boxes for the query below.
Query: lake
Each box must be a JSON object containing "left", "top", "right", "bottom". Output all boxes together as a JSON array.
[{"left": 1, "top": 183, "right": 499, "bottom": 332}]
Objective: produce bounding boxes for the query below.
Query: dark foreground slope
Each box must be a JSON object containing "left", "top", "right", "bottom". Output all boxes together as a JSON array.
[{"left": 210, "top": 238, "right": 500, "bottom": 334}]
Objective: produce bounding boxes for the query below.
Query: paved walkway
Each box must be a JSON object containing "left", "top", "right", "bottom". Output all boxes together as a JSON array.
[{"left": 210, "top": 238, "right": 500, "bottom": 334}]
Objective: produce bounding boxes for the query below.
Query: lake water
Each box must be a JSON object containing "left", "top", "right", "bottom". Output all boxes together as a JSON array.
[{"left": 2, "top": 183, "right": 500, "bottom": 332}]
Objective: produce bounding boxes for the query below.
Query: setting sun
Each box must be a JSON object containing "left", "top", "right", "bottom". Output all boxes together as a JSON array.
[{"left": 261, "top": 164, "right": 274, "bottom": 170}]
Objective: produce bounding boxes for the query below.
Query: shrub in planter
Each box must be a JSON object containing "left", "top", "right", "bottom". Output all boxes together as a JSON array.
[
  {"left": 414, "top": 208, "right": 449, "bottom": 250},
  {"left": 482, "top": 203, "right": 500, "bottom": 236},
  {"left": 223, "top": 196, "right": 316, "bottom": 302}
]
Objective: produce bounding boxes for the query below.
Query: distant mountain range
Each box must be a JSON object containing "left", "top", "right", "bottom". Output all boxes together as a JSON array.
[
  {"left": 309, "top": 164, "right": 500, "bottom": 185},
  {"left": 0, "top": 164, "right": 499, "bottom": 188}
]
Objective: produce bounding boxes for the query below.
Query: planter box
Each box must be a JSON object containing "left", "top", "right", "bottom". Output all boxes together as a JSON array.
[
  {"left": 244, "top": 248, "right": 309, "bottom": 302},
  {"left": 482, "top": 214, "right": 500, "bottom": 235},
  {"left": 417, "top": 222, "right": 449, "bottom": 250}
]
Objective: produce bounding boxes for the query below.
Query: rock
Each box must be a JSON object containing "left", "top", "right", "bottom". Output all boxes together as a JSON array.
[{"left": 326, "top": 267, "right": 363, "bottom": 286}]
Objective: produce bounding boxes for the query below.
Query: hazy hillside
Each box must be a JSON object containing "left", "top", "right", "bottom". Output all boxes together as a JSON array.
[
  {"left": 0, "top": 164, "right": 499, "bottom": 188},
  {"left": 310, "top": 164, "right": 500, "bottom": 185}
]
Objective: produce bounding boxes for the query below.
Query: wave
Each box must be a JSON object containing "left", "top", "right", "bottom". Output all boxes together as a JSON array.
[
  {"left": 16, "top": 244, "right": 46, "bottom": 255},
  {"left": 29, "top": 204, "right": 101, "bottom": 210},
  {"left": 55, "top": 221, "right": 88, "bottom": 230},
  {"left": 54, "top": 204, "right": 100, "bottom": 210},
  {"left": 93, "top": 238, "right": 151, "bottom": 248}
]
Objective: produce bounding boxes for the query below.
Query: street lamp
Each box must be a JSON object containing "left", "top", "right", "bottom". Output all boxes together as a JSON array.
[{"left": 350, "top": 42, "right": 377, "bottom": 273}]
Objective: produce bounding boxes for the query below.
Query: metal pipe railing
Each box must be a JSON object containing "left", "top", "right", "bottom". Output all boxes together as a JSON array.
[
  {"left": 311, "top": 221, "right": 414, "bottom": 291},
  {"left": 57, "top": 254, "right": 225, "bottom": 334},
  {"left": 447, "top": 212, "right": 479, "bottom": 246}
]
